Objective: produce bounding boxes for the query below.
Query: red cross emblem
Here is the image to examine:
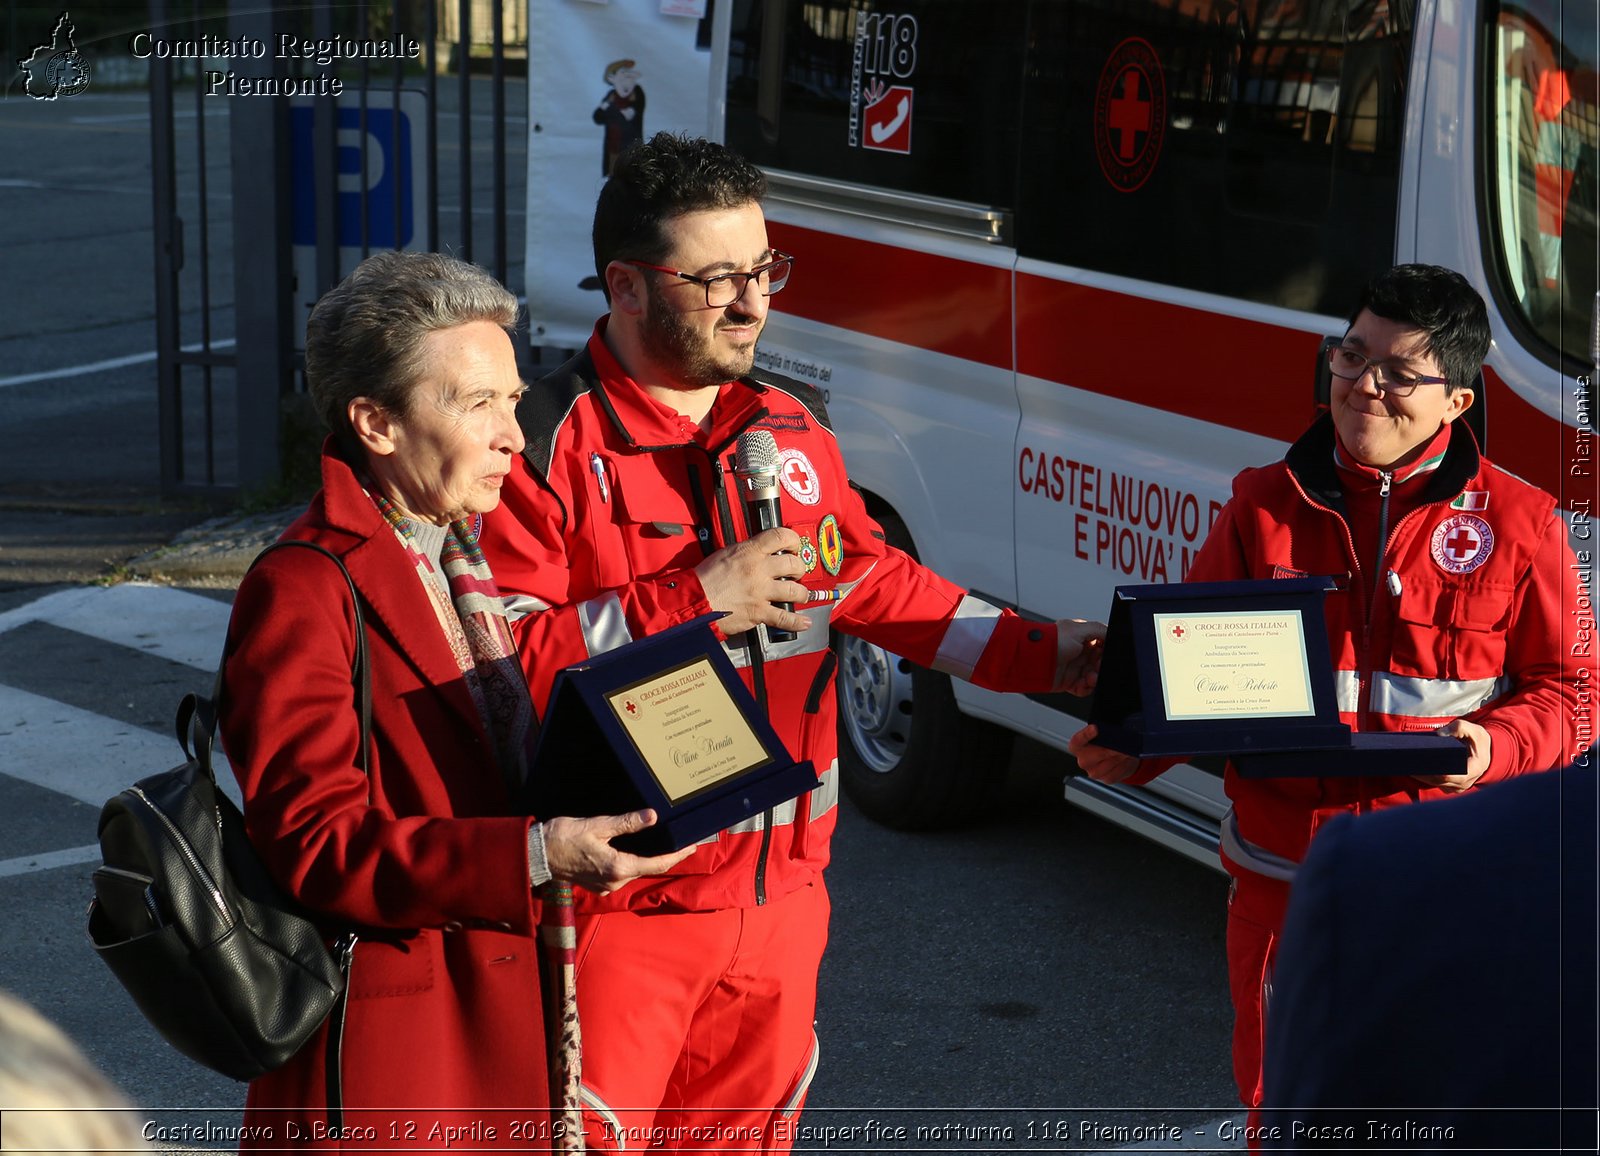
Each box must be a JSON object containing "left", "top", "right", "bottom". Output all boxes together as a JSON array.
[
  {"left": 778, "top": 447, "right": 821, "bottom": 506},
  {"left": 1430, "top": 514, "right": 1494, "bottom": 575},
  {"left": 1171, "top": 624, "right": 1185, "bottom": 639},
  {"left": 624, "top": 699, "right": 638, "bottom": 716},
  {"left": 1444, "top": 527, "right": 1480, "bottom": 559},
  {"left": 1109, "top": 72, "right": 1151, "bottom": 160},
  {"left": 1094, "top": 38, "right": 1167, "bottom": 193}
]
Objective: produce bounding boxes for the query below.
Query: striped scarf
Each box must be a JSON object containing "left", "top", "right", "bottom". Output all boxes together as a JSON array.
[
  {"left": 372, "top": 491, "right": 583, "bottom": 1148},
  {"left": 373, "top": 493, "right": 533, "bottom": 790}
]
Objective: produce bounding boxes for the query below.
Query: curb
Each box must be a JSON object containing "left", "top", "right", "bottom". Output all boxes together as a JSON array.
[{"left": 126, "top": 507, "right": 300, "bottom": 587}]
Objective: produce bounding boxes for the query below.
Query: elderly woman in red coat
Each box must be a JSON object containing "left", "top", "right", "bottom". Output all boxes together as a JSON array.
[{"left": 219, "top": 251, "right": 688, "bottom": 1149}]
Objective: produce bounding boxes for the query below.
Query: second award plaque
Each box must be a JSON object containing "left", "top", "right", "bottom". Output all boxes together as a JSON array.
[
  {"left": 523, "top": 614, "right": 821, "bottom": 854},
  {"left": 1087, "top": 577, "right": 1466, "bottom": 777}
]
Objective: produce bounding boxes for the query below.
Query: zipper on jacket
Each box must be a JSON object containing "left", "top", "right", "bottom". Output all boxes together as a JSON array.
[
  {"left": 1294, "top": 466, "right": 1455, "bottom": 732},
  {"left": 692, "top": 446, "right": 777, "bottom": 906},
  {"left": 683, "top": 462, "right": 720, "bottom": 560},
  {"left": 713, "top": 451, "right": 776, "bottom": 906},
  {"left": 1358, "top": 470, "right": 1394, "bottom": 722},
  {"left": 324, "top": 931, "right": 357, "bottom": 1134},
  {"left": 1373, "top": 470, "right": 1393, "bottom": 579}
]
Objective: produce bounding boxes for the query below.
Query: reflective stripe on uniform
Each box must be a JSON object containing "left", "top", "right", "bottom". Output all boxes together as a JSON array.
[
  {"left": 717, "top": 761, "right": 839, "bottom": 836},
  {"left": 502, "top": 592, "right": 552, "bottom": 622},
  {"left": 809, "top": 760, "right": 839, "bottom": 822},
  {"left": 578, "top": 592, "right": 632, "bottom": 656},
  {"left": 1335, "top": 667, "right": 1506, "bottom": 719},
  {"left": 725, "top": 798, "right": 797, "bottom": 835},
  {"left": 580, "top": 1084, "right": 627, "bottom": 1151},
  {"left": 779, "top": 1031, "right": 821, "bottom": 1119},
  {"left": 717, "top": 602, "right": 846, "bottom": 670},
  {"left": 1220, "top": 807, "right": 1299, "bottom": 883},
  {"left": 1334, "top": 668, "right": 1361, "bottom": 714},
  {"left": 1369, "top": 671, "right": 1507, "bottom": 719},
  {"left": 930, "top": 594, "right": 1003, "bottom": 681},
  {"left": 760, "top": 603, "right": 837, "bottom": 660},
  {"left": 829, "top": 567, "right": 872, "bottom": 607}
]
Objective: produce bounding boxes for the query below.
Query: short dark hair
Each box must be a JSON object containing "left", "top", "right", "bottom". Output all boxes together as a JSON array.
[
  {"left": 591, "top": 133, "right": 768, "bottom": 299},
  {"left": 1347, "top": 264, "right": 1491, "bottom": 392},
  {"left": 305, "top": 251, "right": 518, "bottom": 456}
]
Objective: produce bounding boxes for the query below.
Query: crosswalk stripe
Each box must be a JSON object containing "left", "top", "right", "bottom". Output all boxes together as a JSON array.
[
  {"left": 0, "top": 844, "right": 103, "bottom": 879},
  {"left": 0, "top": 583, "right": 231, "bottom": 672},
  {"left": 0, "top": 683, "right": 239, "bottom": 809}
]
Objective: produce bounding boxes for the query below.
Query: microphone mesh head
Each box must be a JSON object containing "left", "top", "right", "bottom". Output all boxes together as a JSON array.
[{"left": 736, "top": 428, "right": 781, "bottom": 477}]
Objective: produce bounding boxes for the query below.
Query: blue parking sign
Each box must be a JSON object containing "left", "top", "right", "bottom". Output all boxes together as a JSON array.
[{"left": 290, "top": 98, "right": 421, "bottom": 248}]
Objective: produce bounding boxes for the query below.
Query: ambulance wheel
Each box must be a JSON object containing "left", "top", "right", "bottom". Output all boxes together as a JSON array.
[{"left": 835, "top": 515, "right": 1015, "bottom": 829}]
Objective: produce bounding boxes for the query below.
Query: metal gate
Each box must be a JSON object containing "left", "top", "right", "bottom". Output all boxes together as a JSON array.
[{"left": 148, "top": 0, "right": 527, "bottom": 500}]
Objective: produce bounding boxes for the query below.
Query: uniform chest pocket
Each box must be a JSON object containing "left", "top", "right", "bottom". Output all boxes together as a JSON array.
[
  {"left": 1391, "top": 574, "right": 1517, "bottom": 683},
  {"left": 605, "top": 453, "right": 711, "bottom": 581}
]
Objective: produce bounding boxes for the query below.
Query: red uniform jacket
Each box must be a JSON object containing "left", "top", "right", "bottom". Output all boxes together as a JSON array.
[
  {"left": 1144, "top": 415, "right": 1591, "bottom": 871},
  {"left": 479, "top": 327, "right": 1073, "bottom": 914},
  {"left": 219, "top": 447, "right": 550, "bottom": 1148}
]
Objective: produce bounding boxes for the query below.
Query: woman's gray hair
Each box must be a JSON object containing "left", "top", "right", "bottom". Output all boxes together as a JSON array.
[
  {"left": 305, "top": 251, "right": 519, "bottom": 454},
  {"left": 0, "top": 989, "right": 148, "bottom": 1151}
]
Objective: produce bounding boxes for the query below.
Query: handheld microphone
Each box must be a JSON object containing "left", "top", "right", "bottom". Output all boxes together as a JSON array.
[{"left": 734, "top": 428, "right": 796, "bottom": 643}]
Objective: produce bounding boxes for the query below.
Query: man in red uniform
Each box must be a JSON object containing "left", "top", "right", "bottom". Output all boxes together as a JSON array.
[
  {"left": 479, "top": 133, "right": 1104, "bottom": 1152},
  {"left": 1070, "top": 263, "right": 1592, "bottom": 1115}
]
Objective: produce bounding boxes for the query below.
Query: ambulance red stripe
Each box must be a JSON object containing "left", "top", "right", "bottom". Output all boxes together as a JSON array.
[{"left": 769, "top": 221, "right": 1574, "bottom": 498}]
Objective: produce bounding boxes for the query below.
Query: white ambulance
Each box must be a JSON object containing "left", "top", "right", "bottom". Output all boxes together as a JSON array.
[{"left": 526, "top": 0, "right": 1597, "bottom": 867}]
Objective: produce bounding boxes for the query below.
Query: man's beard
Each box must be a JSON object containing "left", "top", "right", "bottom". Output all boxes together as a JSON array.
[{"left": 642, "top": 283, "right": 761, "bottom": 388}]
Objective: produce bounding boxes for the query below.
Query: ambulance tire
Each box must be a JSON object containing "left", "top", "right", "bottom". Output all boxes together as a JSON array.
[{"left": 835, "top": 514, "right": 1015, "bottom": 829}]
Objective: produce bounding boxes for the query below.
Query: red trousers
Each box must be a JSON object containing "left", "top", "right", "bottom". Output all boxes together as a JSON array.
[
  {"left": 574, "top": 882, "right": 829, "bottom": 1153},
  {"left": 1226, "top": 871, "right": 1293, "bottom": 1111}
]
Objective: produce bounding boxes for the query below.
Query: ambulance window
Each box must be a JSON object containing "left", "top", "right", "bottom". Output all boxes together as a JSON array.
[
  {"left": 724, "top": 0, "right": 1025, "bottom": 208},
  {"left": 1016, "top": 0, "right": 1411, "bottom": 315},
  {"left": 1486, "top": 1, "right": 1598, "bottom": 368}
]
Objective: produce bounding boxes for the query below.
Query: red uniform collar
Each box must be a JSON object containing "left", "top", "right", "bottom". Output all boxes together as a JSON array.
[
  {"left": 1332, "top": 422, "right": 1455, "bottom": 490},
  {"left": 586, "top": 318, "right": 762, "bottom": 449}
]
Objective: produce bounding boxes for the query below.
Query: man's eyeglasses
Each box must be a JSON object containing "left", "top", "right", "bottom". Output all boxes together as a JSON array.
[
  {"left": 1325, "top": 342, "right": 1451, "bottom": 398},
  {"left": 624, "top": 252, "right": 794, "bottom": 309}
]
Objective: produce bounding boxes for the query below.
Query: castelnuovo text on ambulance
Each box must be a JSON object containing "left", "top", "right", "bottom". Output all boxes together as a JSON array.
[{"left": 523, "top": 0, "right": 1597, "bottom": 865}]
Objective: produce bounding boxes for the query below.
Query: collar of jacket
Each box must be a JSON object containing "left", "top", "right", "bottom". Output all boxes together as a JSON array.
[
  {"left": 581, "top": 325, "right": 767, "bottom": 456},
  {"left": 519, "top": 317, "right": 839, "bottom": 478},
  {"left": 298, "top": 440, "right": 508, "bottom": 767},
  {"left": 1283, "top": 412, "right": 1482, "bottom": 512}
]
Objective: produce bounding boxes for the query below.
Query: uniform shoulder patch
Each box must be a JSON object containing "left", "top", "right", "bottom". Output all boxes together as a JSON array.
[
  {"left": 745, "top": 367, "right": 834, "bottom": 434},
  {"left": 754, "top": 412, "right": 810, "bottom": 434}
]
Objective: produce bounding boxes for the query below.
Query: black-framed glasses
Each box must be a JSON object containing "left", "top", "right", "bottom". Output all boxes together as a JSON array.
[
  {"left": 1325, "top": 341, "right": 1451, "bottom": 398},
  {"left": 624, "top": 252, "right": 793, "bottom": 308}
]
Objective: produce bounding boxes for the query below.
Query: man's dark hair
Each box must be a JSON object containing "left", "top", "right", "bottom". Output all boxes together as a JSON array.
[
  {"left": 1347, "top": 264, "right": 1492, "bottom": 392},
  {"left": 591, "top": 132, "right": 768, "bottom": 299}
]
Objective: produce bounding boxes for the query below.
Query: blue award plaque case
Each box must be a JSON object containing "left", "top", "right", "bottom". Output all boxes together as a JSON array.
[
  {"left": 523, "top": 614, "right": 821, "bottom": 854},
  {"left": 1088, "top": 578, "right": 1467, "bottom": 778}
]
